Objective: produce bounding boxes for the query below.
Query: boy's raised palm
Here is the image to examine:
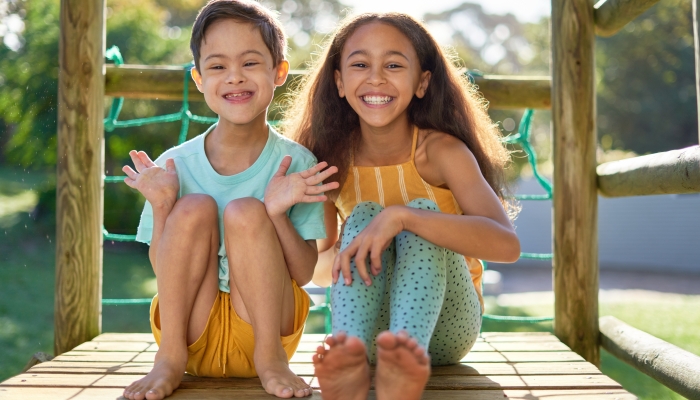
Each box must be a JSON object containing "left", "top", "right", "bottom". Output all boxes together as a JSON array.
[
  {"left": 264, "top": 156, "right": 339, "bottom": 217},
  {"left": 122, "top": 150, "right": 179, "bottom": 210}
]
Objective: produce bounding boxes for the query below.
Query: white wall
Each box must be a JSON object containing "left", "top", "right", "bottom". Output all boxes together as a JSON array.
[{"left": 512, "top": 178, "right": 700, "bottom": 272}]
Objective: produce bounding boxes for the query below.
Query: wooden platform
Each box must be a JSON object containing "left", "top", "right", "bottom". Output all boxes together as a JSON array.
[{"left": 0, "top": 332, "right": 636, "bottom": 399}]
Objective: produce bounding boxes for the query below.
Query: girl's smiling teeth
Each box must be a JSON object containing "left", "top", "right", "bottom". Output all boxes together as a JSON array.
[{"left": 361, "top": 95, "right": 394, "bottom": 105}]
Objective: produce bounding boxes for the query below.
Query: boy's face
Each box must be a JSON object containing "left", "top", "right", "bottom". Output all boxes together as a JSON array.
[{"left": 192, "top": 19, "right": 288, "bottom": 127}]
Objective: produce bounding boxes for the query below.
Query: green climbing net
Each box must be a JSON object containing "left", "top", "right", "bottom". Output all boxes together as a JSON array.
[{"left": 101, "top": 48, "right": 553, "bottom": 326}]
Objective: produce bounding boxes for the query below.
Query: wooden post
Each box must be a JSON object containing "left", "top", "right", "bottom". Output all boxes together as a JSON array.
[
  {"left": 551, "top": 0, "right": 600, "bottom": 364},
  {"left": 55, "top": 0, "right": 105, "bottom": 355},
  {"left": 694, "top": 0, "right": 700, "bottom": 143}
]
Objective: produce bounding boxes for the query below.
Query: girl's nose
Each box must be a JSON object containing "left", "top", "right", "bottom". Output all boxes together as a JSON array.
[{"left": 366, "top": 67, "right": 386, "bottom": 85}]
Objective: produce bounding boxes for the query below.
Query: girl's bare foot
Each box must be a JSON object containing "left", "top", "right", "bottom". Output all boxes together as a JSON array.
[
  {"left": 375, "top": 331, "right": 430, "bottom": 400},
  {"left": 256, "top": 352, "right": 312, "bottom": 398},
  {"left": 313, "top": 332, "right": 370, "bottom": 400},
  {"left": 122, "top": 349, "right": 187, "bottom": 400}
]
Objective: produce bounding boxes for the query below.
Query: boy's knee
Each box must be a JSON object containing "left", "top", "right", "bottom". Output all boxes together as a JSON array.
[
  {"left": 223, "top": 197, "right": 269, "bottom": 231},
  {"left": 406, "top": 198, "right": 440, "bottom": 212},
  {"left": 169, "top": 194, "right": 217, "bottom": 227}
]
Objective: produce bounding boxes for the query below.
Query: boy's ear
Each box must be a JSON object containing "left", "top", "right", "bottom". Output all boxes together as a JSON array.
[
  {"left": 415, "top": 70, "right": 431, "bottom": 99},
  {"left": 334, "top": 69, "right": 345, "bottom": 98},
  {"left": 274, "top": 60, "right": 290, "bottom": 87},
  {"left": 191, "top": 67, "right": 204, "bottom": 93}
]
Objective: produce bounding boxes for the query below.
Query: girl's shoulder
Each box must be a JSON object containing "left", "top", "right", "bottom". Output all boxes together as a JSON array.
[{"left": 416, "top": 128, "right": 473, "bottom": 162}]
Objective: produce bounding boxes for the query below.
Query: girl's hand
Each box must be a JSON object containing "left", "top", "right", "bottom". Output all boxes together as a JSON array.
[
  {"left": 122, "top": 150, "right": 179, "bottom": 211},
  {"left": 333, "top": 206, "right": 406, "bottom": 286},
  {"left": 264, "top": 156, "right": 339, "bottom": 217}
]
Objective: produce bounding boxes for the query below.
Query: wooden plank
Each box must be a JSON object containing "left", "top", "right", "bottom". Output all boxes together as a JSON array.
[
  {"left": 103, "top": 65, "right": 551, "bottom": 110},
  {"left": 600, "top": 316, "right": 700, "bottom": 399},
  {"left": 551, "top": 0, "right": 600, "bottom": 365},
  {"left": 73, "top": 341, "right": 151, "bottom": 352},
  {"left": 0, "top": 387, "right": 636, "bottom": 400},
  {"left": 92, "top": 333, "right": 154, "bottom": 342},
  {"left": 488, "top": 341, "right": 571, "bottom": 352},
  {"left": 462, "top": 351, "right": 585, "bottom": 363},
  {"left": 54, "top": 351, "right": 141, "bottom": 363},
  {"left": 482, "top": 333, "right": 560, "bottom": 342},
  {"left": 27, "top": 360, "right": 600, "bottom": 377},
  {"left": 597, "top": 146, "right": 700, "bottom": 197},
  {"left": 2, "top": 372, "right": 619, "bottom": 391},
  {"left": 432, "top": 361, "right": 600, "bottom": 376},
  {"left": 594, "top": 0, "right": 660, "bottom": 37},
  {"left": 54, "top": 0, "right": 106, "bottom": 356}
]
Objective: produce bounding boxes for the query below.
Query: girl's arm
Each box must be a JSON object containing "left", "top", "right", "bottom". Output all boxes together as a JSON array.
[
  {"left": 334, "top": 133, "right": 519, "bottom": 286},
  {"left": 312, "top": 200, "right": 340, "bottom": 287}
]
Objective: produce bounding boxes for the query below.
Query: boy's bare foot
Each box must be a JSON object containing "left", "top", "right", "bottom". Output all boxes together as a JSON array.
[
  {"left": 122, "top": 349, "right": 187, "bottom": 400},
  {"left": 375, "top": 331, "right": 430, "bottom": 400},
  {"left": 313, "top": 332, "right": 370, "bottom": 400},
  {"left": 256, "top": 355, "right": 312, "bottom": 398}
]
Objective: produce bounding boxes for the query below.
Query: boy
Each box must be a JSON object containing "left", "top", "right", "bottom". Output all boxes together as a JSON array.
[{"left": 121, "top": 1, "right": 338, "bottom": 399}]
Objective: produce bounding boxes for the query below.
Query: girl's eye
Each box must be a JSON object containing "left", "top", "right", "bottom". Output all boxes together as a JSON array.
[
  {"left": 351, "top": 63, "right": 367, "bottom": 68},
  {"left": 387, "top": 64, "right": 402, "bottom": 69}
]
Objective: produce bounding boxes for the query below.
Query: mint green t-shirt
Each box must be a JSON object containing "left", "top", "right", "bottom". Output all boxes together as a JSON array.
[{"left": 135, "top": 124, "right": 326, "bottom": 293}]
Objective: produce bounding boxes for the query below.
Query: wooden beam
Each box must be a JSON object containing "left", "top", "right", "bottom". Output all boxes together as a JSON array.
[
  {"left": 694, "top": 0, "right": 700, "bottom": 144},
  {"left": 55, "top": 0, "right": 105, "bottom": 355},
  {"left": 594, "top": 0, "right": 660, "bottom": 37},
  {"left": 597, "top": 146, "right": 700, "bottom": 197},
  {"left": 104, "top": 65, "right": 552, "bottom": 109},
  {"left": 551, "top": 0, "right": 600, "bottom": 365},
  {"left": 600, "top": 316, "right": 700, "bottom": 399}
]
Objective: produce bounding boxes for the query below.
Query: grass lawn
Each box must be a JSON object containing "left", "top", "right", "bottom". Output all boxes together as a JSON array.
[{"left": 1, "top": 166, "right": 698, "bottom": 400}]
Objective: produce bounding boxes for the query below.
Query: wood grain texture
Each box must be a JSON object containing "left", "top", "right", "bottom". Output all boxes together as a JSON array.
[
  {"left": 0, "top": 387, "right": 637, "bottom": 400},
  {"left": 103, "top": 65, "right": 552, "bottom": 110},
  {"left": 597, "top": 146, "right": 700, "bottom": 197},
  {"left": 551, "top": 0, "right": 600, "bottom": 365},
  {"left": 1, "top": 332, "right": 635, "bottom": 399},
  {"left": 54, "top": 0, "right": 105, "bottom": 356},
  {"left": 600, "top": 316, "right": 700, "bottom": 398},
  {"left": 594, "top": 0, "right": 660, "bottom": 37}
]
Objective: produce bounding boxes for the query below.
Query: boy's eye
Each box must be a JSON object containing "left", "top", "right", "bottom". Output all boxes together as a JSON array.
[
  {"left": 244, "top": 62, "right": 260, "bottom": 67},
  {"left": 210, "top": 65, "right": 224, "bottom": 70}
]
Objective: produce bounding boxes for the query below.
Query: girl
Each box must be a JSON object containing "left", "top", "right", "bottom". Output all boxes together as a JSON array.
[{"left": 286, "top": 13, "right": 520, "bottom": 400}]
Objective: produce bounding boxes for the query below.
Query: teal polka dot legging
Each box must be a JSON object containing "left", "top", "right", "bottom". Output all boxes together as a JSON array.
[{"left": 331, "top": 199, "right": 482, "bottom": 365}]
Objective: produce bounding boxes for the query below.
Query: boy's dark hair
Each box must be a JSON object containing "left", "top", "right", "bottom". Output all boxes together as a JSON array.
[{"left": 190, "top": 0, "right": 286, "bottom": 71}]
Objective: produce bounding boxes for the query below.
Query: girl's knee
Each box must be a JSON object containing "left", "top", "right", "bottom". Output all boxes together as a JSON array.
[{"left": 406, "top": 198, "right": 440, "bottom": 212}]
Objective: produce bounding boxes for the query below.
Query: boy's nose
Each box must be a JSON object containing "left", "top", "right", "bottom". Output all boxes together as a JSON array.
[{"left": 225, "top": 68, "right": 246, "bottom": 84}]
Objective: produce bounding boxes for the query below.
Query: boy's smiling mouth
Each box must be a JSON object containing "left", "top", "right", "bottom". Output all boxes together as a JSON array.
[
  {"left": 223, "top": 91, "right": 254, "bottom": 103},
  {"left": 360, "top": 95, "right": 394, "bottom": 106}
]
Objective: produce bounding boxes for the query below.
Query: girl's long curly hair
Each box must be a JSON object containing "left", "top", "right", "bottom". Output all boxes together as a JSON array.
[{"left": 283, "top": 13, "right": 516, "bottom": 216}]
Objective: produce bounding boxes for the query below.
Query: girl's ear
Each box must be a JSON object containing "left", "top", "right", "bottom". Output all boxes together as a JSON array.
[
  {"left": 415, "top": 70, "right": 432, "bottom": 99},
  {"left": 275, "top": 60, "right": 290, "bottom": 87},
  {"left": 334, "top": 69, "right": 345, "bottom": 98},
  {"left": 191, "top": 68, "right": 204, "bottom": 93}
]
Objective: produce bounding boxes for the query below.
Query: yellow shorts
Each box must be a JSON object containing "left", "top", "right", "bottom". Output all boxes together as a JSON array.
[{"left": 149, "top": 280, "right": 310, "bottom": 378}]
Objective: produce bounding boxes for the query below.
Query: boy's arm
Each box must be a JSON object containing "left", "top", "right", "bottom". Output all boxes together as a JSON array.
[
  {"left": 264, "top": 156, "right": 339, "bottom": 286},
  {"left": 123, "top": 150, "right": 179, "bottom": 273},
  {"left": 267, "top": 215, "right": 318, "bottom": 286}
]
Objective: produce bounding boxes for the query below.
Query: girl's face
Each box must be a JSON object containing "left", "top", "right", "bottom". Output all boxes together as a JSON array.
[{"left": 334, "top": 22, "right": 431, "bottom": 130}]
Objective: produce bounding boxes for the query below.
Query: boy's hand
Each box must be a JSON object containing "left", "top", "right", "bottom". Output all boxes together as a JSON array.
[
  {"left": 264, "top": 156, "right": 339, "bottom": 218},
  {"left": 122, "top": 150, "right": 179, "bottom": 211}
]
